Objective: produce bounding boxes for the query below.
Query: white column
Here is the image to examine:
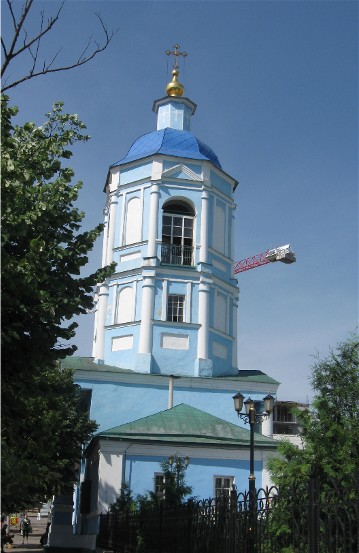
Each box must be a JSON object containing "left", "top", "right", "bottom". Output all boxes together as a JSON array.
[
  {"left": 106, "top": 193, "right": 118, "bottom": 265},
  {"left": 231, "top": 207, "right": 236, "bottom": 277},
  {"left": 147, "top": 183, "right": 161, "bottom": 258},
  {"left": 197, "top": 278, "right": 210, "bottom": 359},
  {"left": 94, "top": 284, "right": 109, "bottom": 363},
  {"left": 232, "top": 297, "right": 239, "bottom": 369},
  {"left": 91, "top": 293, "right": 99, "bottom": 358},
  {"left": 97, "top": 446, "right": 123, "bottom": 513},
  {"left": 168, "top": 376, "right": 174, "bottom": 409},
  {"left": 262, "top": 412, "right": 274, "bottom": 438},
  {"left": 138, "top": 272, "right": 155, "bottom": 354},
  {"left": 185, "top": 282, "right": 192, "bottom": 323},
  {"left": 101, "top": 206, "right": 109, "bottom": 268},
  {"left": 161, "top": 279, "right": 168, "bottom": 321},
  {"left": 199, "top": 189, "right": 209, "bottom": 264}
]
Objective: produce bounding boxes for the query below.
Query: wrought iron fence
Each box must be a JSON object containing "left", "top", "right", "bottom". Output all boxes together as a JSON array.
[
  {"left": 161, "top": 244, "right": 193, "bottom": 266},
  {"left": 97, "top": 474, "right": 358, "bottom": 553}
]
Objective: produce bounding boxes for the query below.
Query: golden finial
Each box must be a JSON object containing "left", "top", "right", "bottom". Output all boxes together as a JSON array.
[{"left": 165, "top": 44, "right": 188, "bottom": 97}]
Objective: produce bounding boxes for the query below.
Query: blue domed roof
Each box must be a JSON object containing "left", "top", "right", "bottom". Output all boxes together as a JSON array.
[{"left": 112, "top": 127, "right": 221, "bottom": 169}]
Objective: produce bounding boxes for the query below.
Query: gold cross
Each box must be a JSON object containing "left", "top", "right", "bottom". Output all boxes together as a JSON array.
[{"left": 165, "top": 44, "right": 188, "bottom": 68}]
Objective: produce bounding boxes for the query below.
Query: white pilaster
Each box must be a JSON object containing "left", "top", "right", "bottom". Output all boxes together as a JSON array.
[
  {"left": 94, "top": 284, "right": 109, "bottom": 363},
  {"left": 138, "top": 272, "right": 155, "bottom": 354},
  {"left": 232, "top": 297, "right": 239, "bottom": 369},
  {"left": 231, "top": 207, "right": 236, "bottom": 277},
  {"left": 161, "top": 279, "right": 168, "bottom": 321},
  {"left": 106, "top": 193, "right": 118, "bottom": 265},
  {"left": 197, "top": 278, "right": 211, "bottom": 359},
  {"left": 147, "top": 183, "right": 161, "bottom": 258},
  {"left": 186, "top": 282, "right": 192, "bottom": 323},
  {"left": 101, "top": 206, "right": 109, "bottom": 268},
  {"left": 262, "top": 412, "right": 274, "bottom": 438},
  {"left": 97, "top": 446, "right": 123, "bottom": 513},
  {"left": 199, "top": 189, "right": 209, "bottom": 264}
]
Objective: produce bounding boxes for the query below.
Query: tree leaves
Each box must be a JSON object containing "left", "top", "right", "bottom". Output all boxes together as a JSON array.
[
  {"left": 1, "top": 96, "right": 115, "bottom": 510},
  {"left": 268, "top": 333, "right": 359, "bottom": 485}
]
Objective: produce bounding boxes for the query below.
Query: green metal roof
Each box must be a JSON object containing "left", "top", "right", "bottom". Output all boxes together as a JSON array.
[
  {"left": 64, "top": 356, "right": 279, "bottom": 386},
  {"left": 63, "top": 356, "right": 134, "bottom": 374},
  {"left": 98, "top": 404, "right": 277, "bottom": 449}
]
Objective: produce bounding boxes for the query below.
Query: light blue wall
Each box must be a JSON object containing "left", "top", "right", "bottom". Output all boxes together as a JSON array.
[
  {"left": 124, "top": 455, "right": 262, "bottom": 499},
  {"left": 104, "top": 326, "right": 140, "bottom": 370},
  {"left": 210, "top": 170, "right": 232, "bottom": 196},
  {"left": 151, "top": 325, "right": 199, "bottom": 376},
  {"left": 76, "top": 374, "right": 271, "bottom": 434},
  {"left": 120, "top": 162, "right": 152, "bottom": 185}
]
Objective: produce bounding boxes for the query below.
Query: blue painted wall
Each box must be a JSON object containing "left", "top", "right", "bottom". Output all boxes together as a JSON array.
[
  {"left": 76, "top": 373, "right": 270, "bottom": 434},
  {"left": 125, "top": 455, "right": 262, "bottom": 499}
]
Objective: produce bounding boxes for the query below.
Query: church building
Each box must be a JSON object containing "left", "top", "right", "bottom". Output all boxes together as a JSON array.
[{"left": 50, "top": 47, "right": 279, "bottom": 550}]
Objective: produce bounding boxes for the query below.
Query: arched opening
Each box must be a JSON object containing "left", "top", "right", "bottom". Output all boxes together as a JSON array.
[{"left": 161, "top": 200, "right": 194, "bottom": 266}]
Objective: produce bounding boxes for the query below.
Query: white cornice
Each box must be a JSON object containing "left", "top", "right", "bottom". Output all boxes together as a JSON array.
[
  {"left": 74, "top": 368, "right": 278, "bottom": 393},
  {"left": 162, "top": 163, "right": 203, "bottom": 182}
]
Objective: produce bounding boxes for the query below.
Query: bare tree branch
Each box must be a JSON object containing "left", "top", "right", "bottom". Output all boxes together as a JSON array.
[
  {"left": 1, "top": 1, "right": 117, "bottom": 93},
  {"left": 2, "top": 0, "right": 34, "bottom": 77}
]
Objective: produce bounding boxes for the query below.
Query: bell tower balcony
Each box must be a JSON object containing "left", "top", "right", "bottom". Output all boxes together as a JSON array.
[{"left": 161, "top": 243, "right": 194, "bottom": 267}]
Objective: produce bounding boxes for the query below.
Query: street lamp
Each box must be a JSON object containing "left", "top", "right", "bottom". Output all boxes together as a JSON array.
[
  {"left": 232, "top": 391, "right": 274, "bottom": 502},
  {"left": 168, "top": 454, "right": 190, "bottom": 485}
]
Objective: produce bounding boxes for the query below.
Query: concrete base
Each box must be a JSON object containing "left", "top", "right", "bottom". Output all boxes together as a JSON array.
[
  {"left": 45, "top": 532, "right": 97, "bottom": 552},
  {"left": 194, "top": 358, "right": 213, "bottom": 377},
  {"left": 135, "top": 352, "right": 152, "bottom": 373}
]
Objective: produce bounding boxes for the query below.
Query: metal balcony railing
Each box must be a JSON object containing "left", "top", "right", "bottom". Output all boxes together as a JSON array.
[{"left": 161, "top": 244, "right": 193, "bottom": 266}]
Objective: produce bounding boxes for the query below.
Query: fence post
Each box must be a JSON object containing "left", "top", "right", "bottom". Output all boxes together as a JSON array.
[
  {"left": 308, "top": 469, "right": 319, "bottom": 553},
  {"left": 158, "top": 502, "right": 163, "bottom": 553}
]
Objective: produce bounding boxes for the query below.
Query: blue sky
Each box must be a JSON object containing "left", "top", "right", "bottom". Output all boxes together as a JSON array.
[{"left": 3, "top": 0, "right": 358, "bottom": 402}]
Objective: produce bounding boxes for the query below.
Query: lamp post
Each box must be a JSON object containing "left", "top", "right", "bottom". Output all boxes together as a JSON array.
[
  {"left": 232, "top": 392, "right": 274, "bottom": 553},
  {"left": 232, "top": 392, "right": 274, "bottom": 503},
  {"left": 168, "top": 454, "right": 190, "bottom": 486}
]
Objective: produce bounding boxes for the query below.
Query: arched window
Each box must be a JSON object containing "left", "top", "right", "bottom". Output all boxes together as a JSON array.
[{"left": 161, "top": 200, "right": 194, "bottom": 266}]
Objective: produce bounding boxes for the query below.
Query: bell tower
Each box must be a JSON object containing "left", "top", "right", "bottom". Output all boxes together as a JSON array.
[{"left": 92, "top": 46, "right": 239, "bottom": 377}]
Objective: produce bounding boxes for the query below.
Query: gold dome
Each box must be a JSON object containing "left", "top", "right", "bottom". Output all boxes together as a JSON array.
[{"left": 166, "top": 67, "right": 184, "bottom": 97}]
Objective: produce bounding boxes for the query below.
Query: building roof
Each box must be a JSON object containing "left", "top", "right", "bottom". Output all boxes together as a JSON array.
[
  {"left": 64, "top": 356, "right": 280, "bottom": 387},
  {"left": 111, "top": 127, "right": 222, "bottom": 169},
  {"left": 66, "top": 356, "right": 134, "bottom": 374},
  {"left": 97, "top": 403, "right": 277, "bottom": 449}
]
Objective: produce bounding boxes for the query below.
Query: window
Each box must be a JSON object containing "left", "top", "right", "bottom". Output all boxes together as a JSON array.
[
  {"left": 214, "top": 476, "right": 234, "bottom": 498},
  {"left": 78, "top": 389, "right": 92, "bottom": 419},
  {"left": 154, "top": 473, "right": 165, "bottom": 498},
  {"left": 161, "top": 201, "right": 194, "bottom": 266},
  {"left": 167, "top": 295, "right": 185, "bottom": 322}
]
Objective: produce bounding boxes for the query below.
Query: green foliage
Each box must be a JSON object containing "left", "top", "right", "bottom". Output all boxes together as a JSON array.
[
  {"left": 137, "top": 456, "right": 193, "bottom": 510},
  {"left": 1, "top": 95, "right": 115, "bottom": 511},
  {"left": 267, "top": 334, "right": 359, "bottom": 547},
  {"left": 2, "top": 362, "right": 99, "bottom": 512},
  {"left": 135, "top": 530, "right": 146, "bottom": 553},
  {"left": 159, "top": 456, "right": 193, "bottom": 507},
  {"left": 109, "top": 483, "right": 136, "bottom": 515},
  {"left": 269, "top": 333, "right": 359, "bottom": 485}
]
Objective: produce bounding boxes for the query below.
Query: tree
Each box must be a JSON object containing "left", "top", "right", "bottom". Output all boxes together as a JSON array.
[
  {"left": 1, "top": 0, "right": 117, "bottom": 92},
  {"left": 266, "top": 335, "right": 359, "bottom": 549},
  {"left": 109, "top": 483, "right": 136, "bottom": 515},
  {"left": 1, "top": 96, "right": 115, "bottom": 509},
  {"left": 268, "top": 333, "right": 359, "bottom": 485},
  {"left": 137, "top": 456, "right": 193, "bottom": 510},
  {"left": 1, "top": 362, "right": 98, "bottom": 512}
]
